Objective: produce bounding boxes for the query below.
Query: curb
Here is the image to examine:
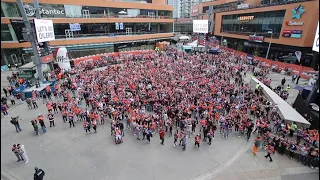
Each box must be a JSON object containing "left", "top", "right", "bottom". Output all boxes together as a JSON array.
[
  {"left": 0, "top": 103, "right": 23, "bottom": 119},
  {"left": 1, "top": 169, "right": 20, "bottom": 180}
]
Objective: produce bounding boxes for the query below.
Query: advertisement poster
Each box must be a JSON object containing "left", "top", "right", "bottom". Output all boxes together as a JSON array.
[
  {"left": 34, "top": 19, "right": 55, "bottom": 43},
  {"left": 193, "top": 20, "right": 208, "bottom": 33}
]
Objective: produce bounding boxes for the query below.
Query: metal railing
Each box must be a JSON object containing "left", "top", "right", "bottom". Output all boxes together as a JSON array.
[{"left": 55, "top": 31, "right": 170, "bottom": 39}]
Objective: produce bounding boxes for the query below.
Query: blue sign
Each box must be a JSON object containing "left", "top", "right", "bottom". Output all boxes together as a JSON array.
[
  {"left": 290, "top": 30, "right": 303, "bottom": 38},
  {"left": 292, "top": 4, "right": 305, "bottom": 20},
  {"left": 119, "top": 23, "right": 124, "bottom": 30},
  {"left": 1, "top": 65, "right": 8, "bottom": 71},
  {"left": 115, "top": 23, "right": 119, "bottom": 30},
  {"left": 69, "top": 23, "right": 81, "bottom": 31},
  {"left": 262, "top": 24, "right": 269, "bottom": 30}
]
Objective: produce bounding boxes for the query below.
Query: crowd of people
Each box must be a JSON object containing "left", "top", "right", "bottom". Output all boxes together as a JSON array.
[{"left": 5, "top": 48, "right": 319, "bottom": 171}]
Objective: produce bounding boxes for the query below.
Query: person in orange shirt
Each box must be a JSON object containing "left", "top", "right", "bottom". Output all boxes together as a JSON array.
[
  {"left": 46, "top": 102, "right": 52, "bottom": 113},
  {"left": 253, "top": 136, "right": 262, "bottom": 156}
]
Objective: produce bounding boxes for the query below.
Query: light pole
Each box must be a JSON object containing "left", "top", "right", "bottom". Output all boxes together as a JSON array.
[{"left": 265, "top": 30, "right": 273, "bottom": 59}]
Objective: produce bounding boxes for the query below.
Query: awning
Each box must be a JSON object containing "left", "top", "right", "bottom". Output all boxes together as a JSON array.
[{"left": 251, "top": 78, "right": 311, "bottom": 128}]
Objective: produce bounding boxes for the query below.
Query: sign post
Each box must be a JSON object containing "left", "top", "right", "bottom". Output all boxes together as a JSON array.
[{"left": 16, "top": 0, "right": 44, "bottom": 81}]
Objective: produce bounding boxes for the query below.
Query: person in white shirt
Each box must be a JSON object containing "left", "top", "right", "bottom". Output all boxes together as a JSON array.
[{"left": 17, "top": 144, "right": 29, "bottom": 164}]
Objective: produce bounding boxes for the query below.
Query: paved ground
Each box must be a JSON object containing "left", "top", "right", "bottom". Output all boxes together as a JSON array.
[{"left": 1, "top": 67, "right": 317, "bottom": 180}]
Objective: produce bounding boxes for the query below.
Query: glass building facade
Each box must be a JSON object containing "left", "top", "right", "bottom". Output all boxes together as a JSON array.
[
  {"left": 1, "top": 2, "right": 172, "bottom": 18},
  {"left": 221, "top": 10, "right": 286, "bottom": 39}
]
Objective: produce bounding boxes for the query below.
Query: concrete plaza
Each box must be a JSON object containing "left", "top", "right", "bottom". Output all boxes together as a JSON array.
[{"left": 1, "top": 68, "right": 318, "bottom": 180}]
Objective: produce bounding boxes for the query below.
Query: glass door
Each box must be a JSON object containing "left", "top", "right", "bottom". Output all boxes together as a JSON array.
[
  {"left": 126, "top": 28, "right": 132, "bottom": 35},
  {"left": 82, "top": 10, "right": 90, "bottom": 18},
  {"left": 65, "top": 29, "right": 74, "bottom": 39}
]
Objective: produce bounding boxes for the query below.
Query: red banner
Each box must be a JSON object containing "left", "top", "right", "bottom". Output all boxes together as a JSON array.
[{"left": 41, "top": 54, "right": 54, "bottom": 63}]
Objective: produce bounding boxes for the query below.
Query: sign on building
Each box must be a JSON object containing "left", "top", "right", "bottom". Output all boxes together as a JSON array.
[
  {"left": 193, "top": 20, "right": 208, "bottom": 33},
  {"left": 248, "top": 35, "right": 264, "bottom": 43},
  {"left": 34, "top": 19, "right": 55, "bottom": 43},
  {"left": 69, "top": 23, "right": 81, "bottom": 31},
  {"left": 312, "top": 22, "right": 319, "bottom": 52},
  {"left": 237, "top": 3, "right": 250, "bottom": 10}
]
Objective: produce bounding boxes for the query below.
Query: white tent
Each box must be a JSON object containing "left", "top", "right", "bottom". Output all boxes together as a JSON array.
[
  {"left": 179, "top": 36, "right": 190, "bottom": 40},
  {"left": 187, "top": 40, "right": 205, "bottom": 48}
]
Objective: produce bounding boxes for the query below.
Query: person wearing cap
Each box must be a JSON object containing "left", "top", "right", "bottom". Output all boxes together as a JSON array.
[
  {"left": 34, "top": 166, "right": 45, "bottom": 180},
  {"left": 12, "top": 144, "right": 24, "bottom": 162}
]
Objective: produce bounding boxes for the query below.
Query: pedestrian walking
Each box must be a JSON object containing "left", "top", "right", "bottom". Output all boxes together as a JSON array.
[
  {"left": 1, "top": 103, "right": 9, "bottom": 116},
  {"left": 3, "top": 87, "right": 8, "bottom": 97},
  {"left": 281, "top": 77, "right": 286, "bottom": 87},
  {"left": 17, "top": 144, "right": 29, "bottom": 164},
  {"left": 37, "top": 115, "right": 46, "bottom": 133},
  {"left": 264, "top": 143, "right": 274, "bottom": 162},
  {"left": 159, "top": 127, "right": 165, "bottom": 145},
  {"left": 10, "top": 116, "right": 22, "bottom": 133},
  {"left": 253, "top": 136, "right": 262, "bottom": 156},
  {"left": 32, "top": 98, "right": 38, "bottom": 108},
  {"left": 92, "top": 119, "right": 97, "bottom": 133},
  {"left": 47, "top": 112, "right": 55, "bottom": 127},
  {"left": 12, "top": 144, "right": 24, "bottom": 162},
  {"left": 31, "top": 119, "right": 40, "bottom": 135},
  {"left": 68, "top": 112, "right": 75, "bottom": 128},
  {"left": 182, "top": 133, "right": 187, "bottom": 151},
  {"left": 34, "top": 166, "right": 45, "bottom": 180},
  {"left": 194, "top": 134, "right": 200, "bottom": 148},
  {"left": 83, "top": 121, "right": 91, "bottom": 134},
  {"left": 173, "top": 130, "right": 179, "bottom": 147},
  {"left": 146, "top": 128, "right": 153, "bottom": 143}
]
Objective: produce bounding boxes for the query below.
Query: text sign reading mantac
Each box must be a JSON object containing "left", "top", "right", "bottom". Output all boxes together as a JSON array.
[{"left": 34, "top": 19, "right": 55, "bottom": 43}]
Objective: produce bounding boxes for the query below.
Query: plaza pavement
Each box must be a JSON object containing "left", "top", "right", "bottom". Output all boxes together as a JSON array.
[{"left": 1, "top": 68, "right": 317, "bottom": 180}]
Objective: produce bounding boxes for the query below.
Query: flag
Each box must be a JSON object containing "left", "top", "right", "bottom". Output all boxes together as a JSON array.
[{"left": 295, "top": 51, "right": 302, "bottom": 62}]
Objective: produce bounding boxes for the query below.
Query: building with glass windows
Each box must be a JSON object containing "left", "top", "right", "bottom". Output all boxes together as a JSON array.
[
  {"left": 192, "top": 0, "right": 319, "bottom": 66},
  {"left": 1, "top": 0, "right": 173, "bottom": 66}
]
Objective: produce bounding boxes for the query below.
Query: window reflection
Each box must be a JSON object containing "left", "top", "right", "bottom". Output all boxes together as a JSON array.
[{"left": 1, "top": 2, "right": 172, "bottom": 18}]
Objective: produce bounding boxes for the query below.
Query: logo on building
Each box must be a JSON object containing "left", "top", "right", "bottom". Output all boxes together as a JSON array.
[
  {"left": 24, "top": 5, "right": 36, "bottom": 17},
  {"left": 282, "top": 30, "right": 303, "bottom": 38},
  {"left": 248, "top": 35, "right": 264, "bottom": 43},
  {"left": 285, "top": 21, "right": 304, "bottom": 26},
  {"left": 238, "top": 16, "right": 254, "bottom": 21},
  {"left": 292, "top": 4, "right": 305, "bottom": 20},
  {"left": 24, "top": 4, "right": 65, "bottom": 17}
]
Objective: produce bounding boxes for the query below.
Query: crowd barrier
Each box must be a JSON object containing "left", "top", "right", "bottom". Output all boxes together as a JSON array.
[
  {"left": 72, "top": 50, "right": 155, "bottom": 65},
  {"left": 209, "top": 43, "right": 316, "bottom": 79}
]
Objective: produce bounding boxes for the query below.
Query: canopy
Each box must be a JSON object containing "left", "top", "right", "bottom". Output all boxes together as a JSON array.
[
  {"left": 251, "top": 78, "right": 311, "bottom": 128},
  {"left": 182, "top": 46, "right": 192, "bottom": 51},
  {"left": 179, "top": 36, "right": 190, "bottom": 40},
  {"left": 187, "top": 40, "right": 205, "bottom": 48}
]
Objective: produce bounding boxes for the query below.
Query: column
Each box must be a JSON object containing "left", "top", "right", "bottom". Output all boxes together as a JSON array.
[{"left": 1, "top": 49, "right": 9, "bottom": 65}]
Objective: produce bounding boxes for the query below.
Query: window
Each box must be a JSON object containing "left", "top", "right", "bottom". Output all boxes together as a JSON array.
[
  {"left": 221, "top": 10, "right": 285, "bottom": 38},
  {"left": 1, "top": 24, "right": 13, "bottom": 41}
]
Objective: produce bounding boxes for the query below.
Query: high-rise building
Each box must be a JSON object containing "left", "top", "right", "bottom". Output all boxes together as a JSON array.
[
  {"left": 1, "top": 0, "right": 174, "bottom": 66},
  {"left": 167, "top": 0, "right": 180, "bottom": 18},
  {"left": 180, "top": 0, "right": 192, "bottom": 18}
]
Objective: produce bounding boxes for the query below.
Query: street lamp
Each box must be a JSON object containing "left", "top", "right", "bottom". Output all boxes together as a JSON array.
[{"left": 265, "top": 29, "right": 273, "bottom": 59}]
